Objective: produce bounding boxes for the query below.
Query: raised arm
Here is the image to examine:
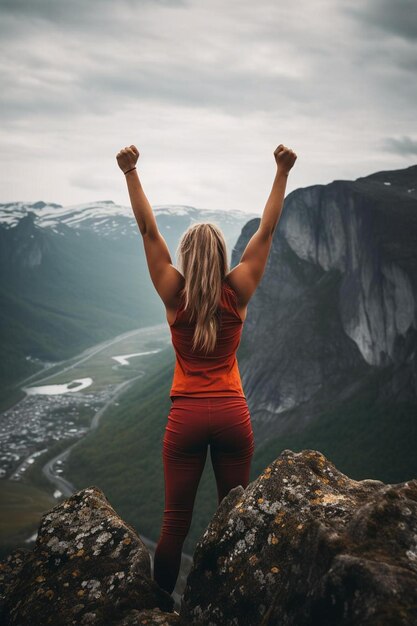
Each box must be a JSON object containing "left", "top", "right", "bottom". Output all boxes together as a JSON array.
[
  {"left": 116, "top": 145, "right": 182, "bottom": 305},
  {"left": 226, "top": 144, "right": 297, "bottom": 307},
  {"left": 116, "top": 145, "right": 159, "bottom": 237}
]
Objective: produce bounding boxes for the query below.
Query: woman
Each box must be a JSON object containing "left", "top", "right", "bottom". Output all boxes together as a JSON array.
[{"left": 116, "top": 143, "right": 297, "bottom": 595}]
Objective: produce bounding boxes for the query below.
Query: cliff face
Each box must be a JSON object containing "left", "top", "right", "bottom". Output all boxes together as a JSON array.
[
  {"left": 1, "top": 450, "right": 416, "bottom": 625},
  {"left": 235, "top": 165, "right": 417, "bottom": 435},
  {"left": 279, "top": 178, "right": 416, "bottom": 367}
]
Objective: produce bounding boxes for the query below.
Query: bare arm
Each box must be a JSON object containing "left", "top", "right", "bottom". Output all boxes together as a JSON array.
[
  {"left": 227, "top": 144, "right": 297, "bottom": 306},
  {"left": 116, "top": 145, "right": 159, "bottom": 237},
  {"left": 259, "top": 168, "right": 289, "bottom": 237},
  {"left": 124, "top": 168, "right": 160, "bottom": 236},
  {"left": 116, "top": 145, "right": 183, "bottom": 305}
]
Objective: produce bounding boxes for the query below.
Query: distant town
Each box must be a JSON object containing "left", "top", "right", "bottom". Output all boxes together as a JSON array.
[{"left": 1, "top": 385, "right": 114, "bottom": 480}]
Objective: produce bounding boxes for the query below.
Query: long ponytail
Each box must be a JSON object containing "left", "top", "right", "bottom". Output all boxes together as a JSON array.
[{"left": 176, "top": 222, "right": 229, "bottom": 354}]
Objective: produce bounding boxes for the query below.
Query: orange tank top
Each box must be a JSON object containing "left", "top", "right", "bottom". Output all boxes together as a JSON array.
[{"left": 169, "top": 279, "right": 246, "bottom": 400}]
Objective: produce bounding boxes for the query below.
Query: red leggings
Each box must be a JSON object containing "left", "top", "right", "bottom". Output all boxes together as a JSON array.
[{"left": 153, "top": 395, "right": 255, "bottom": 594}]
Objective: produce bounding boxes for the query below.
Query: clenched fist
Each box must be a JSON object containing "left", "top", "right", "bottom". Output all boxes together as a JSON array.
[
  {"left": 274, "top": 144, "right": 297, "bottom": 175},
  {"left": 116, "top": 144, "right": 140, "bottom": 174}
]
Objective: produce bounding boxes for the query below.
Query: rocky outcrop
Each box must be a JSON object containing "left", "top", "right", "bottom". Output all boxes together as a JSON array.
[
  {"left": 182, "top": 449, "right": 417, "bottom": 625},
  {"left": 1, "top": 450, "right": 417, "bottom": 625},
  {"left": 0, "top": 487, "right": 177, "bottom": 625}
]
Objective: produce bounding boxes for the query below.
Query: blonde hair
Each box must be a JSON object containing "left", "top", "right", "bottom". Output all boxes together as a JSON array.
[{"left": 176, "top": 222, "right": 229, "bottom": 354}]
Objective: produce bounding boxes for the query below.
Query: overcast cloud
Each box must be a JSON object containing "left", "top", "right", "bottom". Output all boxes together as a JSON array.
[{"left": 0, "top": 0, "right": 416, "bottom": 213}]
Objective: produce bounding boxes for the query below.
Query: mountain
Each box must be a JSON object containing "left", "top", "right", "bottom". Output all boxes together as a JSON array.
[
  {"left": 0, "top": 200, "right": 256, "bottom": 242},
  {"left": 236, "top": 164, "right": 417, "bottom": 456},
  {"left": 0, "top": 201, "right": 258, "bottom": 401}
]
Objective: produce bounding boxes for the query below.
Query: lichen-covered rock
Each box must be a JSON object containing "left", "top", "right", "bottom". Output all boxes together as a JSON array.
[
  {"left": 2, "top": 453, "right": 416, "bottom": 625},
  {"left": 180, "top": 449, "right": 417, "bottom": 625},
  {"left": 0, "top": 547, "right": 32, "bottom": 617},
  {"left": 114, "top": 607, "right": 180, "bottom": 625},
  {"left": 0, "top": 486, "right": 175, "bottom": 625}
]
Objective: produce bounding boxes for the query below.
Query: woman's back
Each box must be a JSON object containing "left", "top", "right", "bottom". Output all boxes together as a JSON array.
[{"left": 169, "top": 279, "right": 246, "bottom": 399}]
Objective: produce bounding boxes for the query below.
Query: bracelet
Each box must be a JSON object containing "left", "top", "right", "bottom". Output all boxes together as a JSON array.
[{"left": 124, "top": 166, "right": 136, "bottom": 175}]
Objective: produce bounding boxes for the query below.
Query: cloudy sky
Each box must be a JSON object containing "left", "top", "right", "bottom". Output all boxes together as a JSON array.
[{"left": 0, "top": 0, "right": 416, "bottom": 214}]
